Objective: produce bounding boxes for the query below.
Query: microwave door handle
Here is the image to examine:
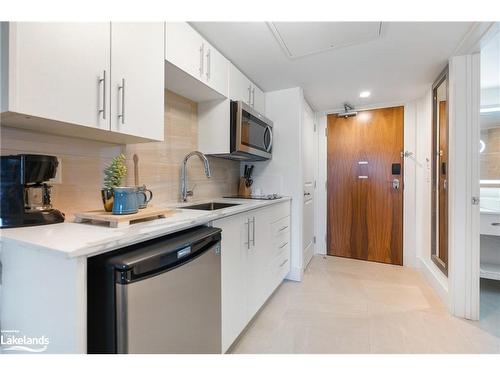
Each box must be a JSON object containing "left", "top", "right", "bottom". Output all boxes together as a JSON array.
[{"left": 264, "top": 125, "right": 273, "bottom": 152}]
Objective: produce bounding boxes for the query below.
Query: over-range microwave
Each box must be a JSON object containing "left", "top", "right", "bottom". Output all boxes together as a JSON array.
[{"left": 212, "top": 101, "right": 273, "bottom": 161}]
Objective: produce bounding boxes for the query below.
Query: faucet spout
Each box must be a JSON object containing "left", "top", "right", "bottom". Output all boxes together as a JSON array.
[{"left": 181, "top": 151, "right": 211, "bottom": 202}]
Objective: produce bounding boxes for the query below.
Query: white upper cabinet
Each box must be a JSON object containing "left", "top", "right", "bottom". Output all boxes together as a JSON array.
[
  {"left": 165, "top": 22, "right": 228, "bottom": 99},
  {"left": 228, "top": 63, "right": 265, "bottom": 114},
  {"left": 166, "top": 22, "right": 205, "bottom": 81},
  {"left": 204, "top": 44, "right": 229, "bottom": 98},
  {"left": 110, "top": 23, "right": 165, "bottom": 140},
  {"left": 2, "top": 22, "right": 165, "bottom": 143},
  {"left": 252, "top": 85, "right": 266, "bottom": 114},
  {"left": 5, "top": 23, "right": 111, "bottom": 130},
  {"left": 229, "top": 63, "right": 252, "bottom": 104}
]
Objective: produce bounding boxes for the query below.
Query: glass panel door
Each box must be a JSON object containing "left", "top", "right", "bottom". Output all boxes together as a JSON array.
[{"left": 431, "top": 68, "right": 449, "bottom": 275}]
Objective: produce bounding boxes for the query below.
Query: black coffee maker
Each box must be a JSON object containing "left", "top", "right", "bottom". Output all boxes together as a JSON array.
[{"left": 0, "top": 154, "right": 65, "bottom": 228}]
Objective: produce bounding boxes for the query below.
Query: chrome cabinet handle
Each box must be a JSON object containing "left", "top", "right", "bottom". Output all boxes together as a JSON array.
[
  {"left": 279, "top": 242, "right": 288, "bottom": 249},
  {"left": 251, "top": 217, "right": 256, "bottom": 247},
  {"left": 245, "top": 218, "right": 251, "bottom": 250},
  {"left": 206, "top": 48, "right": 211, "bottom": 80},
  {"left": 251, "top": 87, "right": 255, "bottom": 107},
  {"left": 248, "top": 86, "right": 251, "bottom": 104},
  {"left": 199, "top": 43, "right": 204, "bottom": 76},
  {"left": 491, "top": 223, "right": 500, "bottom": 226},
  {"left": 118, "top": 78, "right": 125, "bottom": 124},
  {"left": 279, "top": 259, "right": 288, "bottom": 268},
  {"left": 304, "top": 192, "right": 311, "bottom": 196},
  {"left": 98, "top": 70, "right": 106, "bottom": 119},
  {"left": 278, "top": 225, "right": 288, "bottom": 232}
]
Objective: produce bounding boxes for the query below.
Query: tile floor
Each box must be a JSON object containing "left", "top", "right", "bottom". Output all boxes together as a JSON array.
[{"left": 230, "top": 255, "right": 500, "bottom": 354}]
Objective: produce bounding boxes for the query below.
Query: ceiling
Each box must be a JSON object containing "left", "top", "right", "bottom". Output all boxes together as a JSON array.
[{"left": 191, "top": 22, "right": 474, "bottom": 111}]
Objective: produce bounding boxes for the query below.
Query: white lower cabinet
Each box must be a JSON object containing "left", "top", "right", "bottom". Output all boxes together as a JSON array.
[
  {"left": 216, "top": 213, "right": 249, "bottom": 353},
  {"left": 215, "top": 201, "right": 291, "bottom": 353}
]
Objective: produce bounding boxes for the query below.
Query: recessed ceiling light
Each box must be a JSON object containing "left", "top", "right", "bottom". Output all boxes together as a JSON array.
[{"left": 359, "top": 91, "right": 371, "bottom": 98}]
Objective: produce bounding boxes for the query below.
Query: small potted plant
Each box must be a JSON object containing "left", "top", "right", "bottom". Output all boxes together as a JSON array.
[{"left": 101, "top": 153, "right": 127, "bottom": 212}]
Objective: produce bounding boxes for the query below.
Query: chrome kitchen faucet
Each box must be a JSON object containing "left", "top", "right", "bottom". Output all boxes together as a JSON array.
[{"left": 180, "top": 151, "right": 211, "bottom": 202}]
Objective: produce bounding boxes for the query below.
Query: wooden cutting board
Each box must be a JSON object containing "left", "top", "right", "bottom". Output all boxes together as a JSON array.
[{"left": 74, "top": 207, "right": 176, "bottom": 228}]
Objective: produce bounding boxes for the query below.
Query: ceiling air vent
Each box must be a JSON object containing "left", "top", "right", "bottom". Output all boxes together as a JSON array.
[{"left": 268, "top": 22, "right": 383, "bottom": 59}]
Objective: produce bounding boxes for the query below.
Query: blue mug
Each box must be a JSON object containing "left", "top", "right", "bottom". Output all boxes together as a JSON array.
[
  {"left": 112, "top": 187, "right": 139, "bottom": 215},
  {"left": 136, "top": 185, "right": 153, "bottom": 209}
]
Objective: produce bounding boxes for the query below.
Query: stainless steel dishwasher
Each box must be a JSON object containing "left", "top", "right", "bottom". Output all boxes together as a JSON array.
[{"left": 87, "top": 226, "right": 222, "bottom": 354}]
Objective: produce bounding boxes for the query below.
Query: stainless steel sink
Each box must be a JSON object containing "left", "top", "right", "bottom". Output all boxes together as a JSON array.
[{"left": 182, "top": 202, "right": 241, "bottom": 211}]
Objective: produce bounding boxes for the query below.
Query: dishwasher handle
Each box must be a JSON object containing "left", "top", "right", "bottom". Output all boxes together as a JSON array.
[{"left": 109, "top": 227, "right": 221, "bottom": 284}]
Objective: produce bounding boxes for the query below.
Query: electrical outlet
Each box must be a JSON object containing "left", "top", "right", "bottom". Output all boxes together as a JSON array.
[{"left": 49, "top": 156, "right": 62, "bottom": 184}]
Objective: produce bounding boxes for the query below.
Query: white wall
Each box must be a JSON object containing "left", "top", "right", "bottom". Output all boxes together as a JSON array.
[
  {"left": 0, "top": 22, "right": 8, "bottom": 112},
  {"left": 316, "top": 114, "right": 327, "bottom": 255},
  {"left": 414, "top": 89, "right": 450, "bottom": 306},
  {"left": 403, "top": 102, "right": 418, "bottom": 267},
  {"left": 246, "top": 87, "right": 304, "bottom": 281}
]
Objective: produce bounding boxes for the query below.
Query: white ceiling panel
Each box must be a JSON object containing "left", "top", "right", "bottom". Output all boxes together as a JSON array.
[
  {"left": 268, "top": 22, "right": 382, "bottom": 59},
  {"left": 191, "top": 22, "right": 474, "bottom": 111}
]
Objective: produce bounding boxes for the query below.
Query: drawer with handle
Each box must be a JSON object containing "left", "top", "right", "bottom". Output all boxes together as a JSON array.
[
  {"left": 272, "top": 239, "right": 290, "bottom": 260},
  {"left": 269, "top": 201, "right": 291, "bottom": 224},
  {"left": 271, "top": 251, "right": 290, "bottom": 283},
  {"left": 271, "top": 216, "right": 290, "bottom": 237},
  {"left": 480, "top": 213, "right": 500, "bottom": 236}
]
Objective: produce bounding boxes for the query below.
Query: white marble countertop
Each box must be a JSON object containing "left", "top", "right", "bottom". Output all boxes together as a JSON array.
[{"left": 0, "top": 197, "right": 291, "bottom": 259}]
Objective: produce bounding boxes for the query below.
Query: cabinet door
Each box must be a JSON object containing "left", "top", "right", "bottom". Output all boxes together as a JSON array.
[
  {"left": 216, "top": 214, "right": 249, "bottom": 353},
  {"left": 252, "top": 84, "right": 266, "bottom": 114},
  {"left": 10, "top": 22, "right": 110, "bottom": 129},
  {"left": 229, "top": 63, "right": 252, "bottom": 104},
  {"left": 110, "top": 23, "right": 164, "bottom": 140},
  {"left": 204, "top": 44, "right": 229, "bottom": 97},
  {"left": 246, "top": 207, "right": 273, "bottom": 319},
  {"left": 166, "top": 22, "right": 204, "bottom": 81}
]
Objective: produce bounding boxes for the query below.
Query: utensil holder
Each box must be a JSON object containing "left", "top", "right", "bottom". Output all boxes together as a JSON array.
[{"left": 238, "top": 177, "right": 252, "bottom": 197}]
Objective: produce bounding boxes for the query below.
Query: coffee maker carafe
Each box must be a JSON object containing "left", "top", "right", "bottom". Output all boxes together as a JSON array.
[{"left": 0, "top": 154, "right": 65, "bottom": 228}]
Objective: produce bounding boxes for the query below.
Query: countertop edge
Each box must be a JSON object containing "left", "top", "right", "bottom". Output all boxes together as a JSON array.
[{"left": 0, "top": 197, "right": 292, "bottom": 259}]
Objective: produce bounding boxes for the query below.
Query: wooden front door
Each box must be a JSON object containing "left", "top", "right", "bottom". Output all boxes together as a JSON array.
[{"left": 327, "top": 106, "right": 404, "bottom": 265}]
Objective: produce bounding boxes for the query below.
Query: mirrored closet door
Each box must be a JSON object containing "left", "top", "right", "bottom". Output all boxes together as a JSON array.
[{"left": 431, "top": 67, "right": 449, "bottom": 275}]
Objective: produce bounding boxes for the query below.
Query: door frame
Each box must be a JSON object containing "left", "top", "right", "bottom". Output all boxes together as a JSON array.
[
  {"left": 448, "top": 22, "right": 499, "bottom": 320},
  {"left": 316, "top": 101, "right": 418, "bottom": 267},
  {"left": 447, "top": 54, "right": 481, "bottom": 320},
  {"left": 302, "top": 97, "right": 316, "bottom": 269}
]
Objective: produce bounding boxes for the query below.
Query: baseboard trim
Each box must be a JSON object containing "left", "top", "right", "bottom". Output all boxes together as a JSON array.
[
  {"left": 285, "top": 265, "right": 303, "bottom": 282},
  {"left": 418, "top": 257, "right": 450, "bottom": 308}
]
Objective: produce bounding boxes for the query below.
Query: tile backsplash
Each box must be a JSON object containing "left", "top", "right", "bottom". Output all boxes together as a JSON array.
[
  {"left": 0, "top": 90, "right": 240, "bottom": 217},
  {"left": 480, "top": 127, "right": 500, "bottom": 180}
]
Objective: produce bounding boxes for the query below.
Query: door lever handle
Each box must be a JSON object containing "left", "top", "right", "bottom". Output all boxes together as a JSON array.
[{"left": 392, "top": 179, "right": 400, "bottom": 190}]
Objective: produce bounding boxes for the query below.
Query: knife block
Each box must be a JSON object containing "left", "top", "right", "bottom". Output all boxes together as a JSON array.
[{"left": 238, "top": 177, "right": 252, "bottom": 197}]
